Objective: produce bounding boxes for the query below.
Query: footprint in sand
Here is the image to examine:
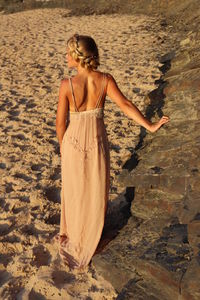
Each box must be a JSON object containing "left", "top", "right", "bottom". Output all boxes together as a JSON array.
[
  {"left": 31, "top": 245, "right": 51, "bottom": 268},
  {"left": 44, "top": 186, "right": 60, "bottom": 204},
  {"left": 51, "top": 270, "right": 75, "bottom": 289}
]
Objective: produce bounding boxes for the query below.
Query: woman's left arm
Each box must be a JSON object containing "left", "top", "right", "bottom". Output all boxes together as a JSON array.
[{"left": 56, "top": 79, "right": 69, "bottom": 150}]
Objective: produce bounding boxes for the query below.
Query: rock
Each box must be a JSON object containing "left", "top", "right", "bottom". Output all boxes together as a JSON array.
[
  {"left": 93, "top": 1, "right": 200, "bottom": 298},
  {"left": 180, "top": 258, "right": 200, "bottom": 300},
  {"left": 132, "top": 88, "right": 141, "bottom": 93},
  {"left": 92, "top": 253, "right": 137, "bottom": 293},
  {"left": 187, "top": 221, "right": 200, "bottom": 255}
]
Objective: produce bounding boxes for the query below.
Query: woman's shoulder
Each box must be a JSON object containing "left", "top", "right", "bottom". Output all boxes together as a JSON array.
[
  {"left": 60, "top": 75, "right": 74, "bottom": 86},
  {"left": 97, "top": 71, "right": 114, "bottom": 81},
  {"left": 103, "top": 72, "right": 116, "bottom": 85},
  {"left": 60, "top": 76, "right": 70, "bottom": 83},
  {"left": 59, "top": 76, "right": 72, "bottom": 94},
  {"left": 92, "top": 71, "right": 115, "bottom": 84}
]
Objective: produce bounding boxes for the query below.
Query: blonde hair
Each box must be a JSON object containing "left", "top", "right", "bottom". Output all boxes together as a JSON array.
[{"left": 67, "top": 34, "right": 100, "bottom": 70}]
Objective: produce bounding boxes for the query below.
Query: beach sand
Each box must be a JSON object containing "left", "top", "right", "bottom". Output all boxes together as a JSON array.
[{"left": 0, "top": 8, "right": 170, "bottom": 299}]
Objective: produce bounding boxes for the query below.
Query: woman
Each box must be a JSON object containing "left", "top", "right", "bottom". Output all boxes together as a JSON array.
[{"left": 55, "top": 34, "right": 169, "bottom": 270}]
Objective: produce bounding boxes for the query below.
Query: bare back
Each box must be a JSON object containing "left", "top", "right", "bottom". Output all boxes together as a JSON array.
[{"left": 66, "top": 71, "right": 107, "bottom": 112}]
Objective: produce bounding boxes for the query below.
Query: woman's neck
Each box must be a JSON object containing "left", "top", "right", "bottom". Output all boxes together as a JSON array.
[{"left": 76, "top": 65, "right": 93, "bottom": 75}]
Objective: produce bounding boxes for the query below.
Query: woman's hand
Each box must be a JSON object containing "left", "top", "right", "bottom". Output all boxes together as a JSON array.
[{"left": 149, "top": 115, "right": 170, "bottom": 133}]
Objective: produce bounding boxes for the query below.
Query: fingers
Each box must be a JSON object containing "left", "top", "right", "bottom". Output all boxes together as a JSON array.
[
  {"left": 160, "top": 115, "right": 170, "bottom": 124},
  {"left": 150, "top": 115, "right": 170, "bottom": 133},
  {"left": 162, "top": 115, "right": 170, "bottom": 120}
]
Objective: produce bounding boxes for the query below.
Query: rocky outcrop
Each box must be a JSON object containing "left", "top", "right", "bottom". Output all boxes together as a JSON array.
[{"left": 93, "top": 3, "right": 200, "bottom": 300}]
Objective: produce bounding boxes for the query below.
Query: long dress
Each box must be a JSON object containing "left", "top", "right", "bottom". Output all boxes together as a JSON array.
[{"left": 54, "top": 73, "right": 110, "bottom": 269}]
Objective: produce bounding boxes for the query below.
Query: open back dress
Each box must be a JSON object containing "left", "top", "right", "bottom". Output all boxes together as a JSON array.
[{"left": 54, "top": 72, "right": 110, "bottom": 269}]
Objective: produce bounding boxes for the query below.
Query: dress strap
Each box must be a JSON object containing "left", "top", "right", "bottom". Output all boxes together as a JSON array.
[
  {"left": 95, "top": 73, "right": 106, "bottom": 109},
  {"left": 69, "top": 77, "right": 79, "bottom": 112}
]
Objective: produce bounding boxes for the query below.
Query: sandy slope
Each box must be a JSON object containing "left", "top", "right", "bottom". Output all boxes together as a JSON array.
[{"left": 0, "top": 8, "right": 169, "bottom": 299}]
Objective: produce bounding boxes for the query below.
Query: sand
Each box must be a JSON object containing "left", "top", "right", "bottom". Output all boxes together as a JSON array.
[{"left": 0, "top": 8, "right": 169, "bottom": 299}]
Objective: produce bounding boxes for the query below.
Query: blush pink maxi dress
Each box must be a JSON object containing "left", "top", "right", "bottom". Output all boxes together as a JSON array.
[{"left": 54, "top": 73, "right": 110, "bottom": 269}]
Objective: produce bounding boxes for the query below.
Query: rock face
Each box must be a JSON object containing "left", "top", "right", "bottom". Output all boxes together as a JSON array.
[{"left": 93, "top": 2, "right": 200, "bottom": 299}]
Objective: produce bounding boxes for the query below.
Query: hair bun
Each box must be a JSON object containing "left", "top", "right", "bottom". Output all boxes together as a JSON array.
[{"left": 67, "top": 34, "right": 100, "bottom": 70}]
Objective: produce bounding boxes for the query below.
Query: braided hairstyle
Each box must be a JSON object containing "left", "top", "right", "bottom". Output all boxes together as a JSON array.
[{"left": 67, "top": 34, "right": 100, "bottom": 70}]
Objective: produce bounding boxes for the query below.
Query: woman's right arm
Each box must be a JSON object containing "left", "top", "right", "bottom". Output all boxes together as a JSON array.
[
  {"left": 106, "top": 73, "right": 169, "bottom": 133},
  {"left": 56, "top": 79, "right": 69, "bottom": 149}
]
